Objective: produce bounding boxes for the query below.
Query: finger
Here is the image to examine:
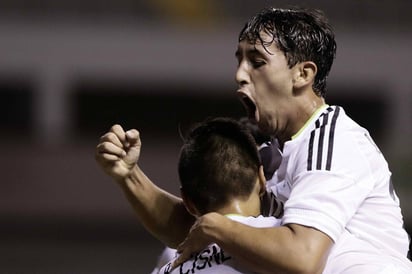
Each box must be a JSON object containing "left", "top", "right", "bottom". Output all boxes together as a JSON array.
[
  {"left": 176, "top": 240, "right": 185, "bottom": 254},
  {"left": 96, "top": 142, "right": 126, "bottom": 158},
  {"left": 110, "top": 124, "right": 127, "bottom": 145},
  {"left": 99, "top": 132, "right": 123, "bottom": 148},
  {"left": 175, "top": 237, "right": 193, "bottom": 255},
  {"left": 171, "top": 251, "right": 190, "bottom": 270},
  {"left": 124, "top": 129, "right": 141, "bottom": 165},
  {"left": 97, "top": 153, "right": 120, "bottom": 162},
  {"left": 125, "top": 129, "right": 140, "bottom": 145}
]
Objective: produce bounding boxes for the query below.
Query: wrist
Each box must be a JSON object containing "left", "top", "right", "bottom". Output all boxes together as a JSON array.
[
  {"left": 116, "top": 164, "right": 138, "bottom": 186},
  {"left": 202, "top": 213, "right": 234, "bottom": 246},
  {"left": 121, "top": 164, "right": 156, "bottom": 196}
]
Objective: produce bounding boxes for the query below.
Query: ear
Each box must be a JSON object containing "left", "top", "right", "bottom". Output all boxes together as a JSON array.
[
  {"left": 257, "top": 165, "right": 267, "bottom": 197},
  {"left": 180, "top": 188, "right": 199, "bottom": 217},
  {"left": 292, "top": 61, "right": 317, "bottom": 89}
]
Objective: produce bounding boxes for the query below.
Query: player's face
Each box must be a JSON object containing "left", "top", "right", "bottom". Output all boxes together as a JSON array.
[{"left": 235, "top": 33, "right": 295, "bottom": 138}]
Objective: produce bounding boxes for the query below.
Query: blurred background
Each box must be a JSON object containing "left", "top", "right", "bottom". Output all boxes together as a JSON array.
[{"left": 0, "top": 0, "right": 411, "bottom": 273}]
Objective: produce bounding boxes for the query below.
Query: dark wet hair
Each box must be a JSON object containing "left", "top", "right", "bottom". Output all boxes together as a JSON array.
[
  {"left": 178, "top": 117, "right": 261, "bottom": 215},
  {"left": 239, "top": 7, "right": 337, "bottom": 97}
]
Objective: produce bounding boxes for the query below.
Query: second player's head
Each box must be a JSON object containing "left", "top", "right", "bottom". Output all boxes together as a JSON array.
[{"left": 178, "top": 117, "right": 263, "bottom": 216}]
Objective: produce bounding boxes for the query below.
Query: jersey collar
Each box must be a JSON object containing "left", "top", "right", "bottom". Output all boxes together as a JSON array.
[{"left": 291, "top": 104, "right": 329, "bottom": 140}]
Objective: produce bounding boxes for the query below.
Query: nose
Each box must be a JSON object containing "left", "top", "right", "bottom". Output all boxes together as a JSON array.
[{"left": 235, "top": 61, "right": 250, "bottom": 87}]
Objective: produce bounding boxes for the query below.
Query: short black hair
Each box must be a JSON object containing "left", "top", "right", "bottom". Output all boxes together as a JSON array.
[
  {"left": 178, "top": 117, "right": 261, "bottom": 215},
  {"left": 239, "top": 7, "right": 337, "bottom": 97}
]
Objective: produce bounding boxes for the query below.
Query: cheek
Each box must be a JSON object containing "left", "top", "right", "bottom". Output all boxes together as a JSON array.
[
  {"left": 258, "top": 66, "right": 287, "bottom": 86},
  {"left": 253, "top": 74, "right": 276, "bottom": 97},
  {"left": 253, "top": 78, "right": 276, "bottom": 114},
  {"left": 263, "top": 73, "right": 293, "bottom": 100}
]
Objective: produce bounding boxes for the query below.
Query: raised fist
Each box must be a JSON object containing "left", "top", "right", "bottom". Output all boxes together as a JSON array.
[{"left": 95, "top": 124, "right": 141, "bottom": 182}]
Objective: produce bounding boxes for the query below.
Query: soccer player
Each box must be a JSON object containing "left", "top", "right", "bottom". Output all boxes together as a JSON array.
[
  {"left": 157, "top": 117, "right": 408, "bottom": 274},
  {"left": 151, "top": 117, "right": 278, "bottom": 274},
  {"left": 158, "top": 117, "right": 281, "bottom": 273},
  {"left": 96, "top": 7, "right": 411, "bottom": 273}
]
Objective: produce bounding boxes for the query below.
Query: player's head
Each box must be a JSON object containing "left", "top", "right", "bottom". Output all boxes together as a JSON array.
[
  {"left": 178, "top": 117, "right": 264, "bottom": 216},
  {"left": 238, "top": 7, "right": 336, "bottom": 97}
]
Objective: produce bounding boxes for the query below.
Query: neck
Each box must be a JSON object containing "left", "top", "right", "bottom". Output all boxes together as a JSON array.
[
  {"left": 216, "top": 196, "right": 261, "bottom": 217},
  {"left": 278, "top": 94, "right": 325, "bottom": 147}
]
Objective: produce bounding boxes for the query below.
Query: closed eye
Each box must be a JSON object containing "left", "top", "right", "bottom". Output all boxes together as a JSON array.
[{"left": 251, "top": 59, "right": 266, "bottom": 68}]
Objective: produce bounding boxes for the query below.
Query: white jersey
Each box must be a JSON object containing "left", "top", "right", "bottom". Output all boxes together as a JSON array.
[
  {"left": 154, "top": 207, "right": 411, "bottom": 273},
  {"left": 157, "top": 215, "right": 281, "bottom": 274},
  {"left": 266, "top": 105, "right": 411, "bottom": 268},
  {"left": 151, "top": 247, "right": 178, "bottom": 274},
  {"left": 324, "top": 229, "right": 412, "bottom": 273}
]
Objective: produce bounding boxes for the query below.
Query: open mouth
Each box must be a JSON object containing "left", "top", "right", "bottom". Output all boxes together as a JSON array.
[{"left": 239, "top": 94, "right": 257, "bottom": 121}]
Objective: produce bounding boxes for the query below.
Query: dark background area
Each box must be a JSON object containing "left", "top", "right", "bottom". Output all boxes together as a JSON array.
[{"left": 0, "top": 1, "right": 411, "bottom": 273}]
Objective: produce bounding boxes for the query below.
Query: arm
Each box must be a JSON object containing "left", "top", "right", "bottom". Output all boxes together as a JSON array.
[
  {"left": 174, "top": 213, "right": 332, "bottom": 274},
  {"left": 95, "top": 124, "right": 195, "bottom": 247}
]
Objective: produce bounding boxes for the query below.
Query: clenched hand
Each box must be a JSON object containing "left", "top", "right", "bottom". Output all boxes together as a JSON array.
[{"left": 95, "top": 124, "right": 141, "bottom": 182}]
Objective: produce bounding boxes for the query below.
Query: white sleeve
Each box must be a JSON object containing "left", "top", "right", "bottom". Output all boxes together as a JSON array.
[
  {"left": 281, "top": 113, "right": 379, "bottom": 242},
  {"left": 281, "top": 171, "right": 372, "bottom": 242}
]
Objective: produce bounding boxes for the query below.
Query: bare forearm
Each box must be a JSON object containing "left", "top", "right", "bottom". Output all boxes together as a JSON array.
[
  {"left": 210, "top": 216, "right": 331, "bottom": 274},
  {"left": 120, "top": 165, "right": 195, "bottom": 247},
  {"left": 95, "top": 125, "right": 194, "bottom": 246}
]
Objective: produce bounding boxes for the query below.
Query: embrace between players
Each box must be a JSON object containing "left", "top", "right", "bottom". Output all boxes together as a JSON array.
[{"left": 95, "top": 7, "right": 411, "bottom": 274}]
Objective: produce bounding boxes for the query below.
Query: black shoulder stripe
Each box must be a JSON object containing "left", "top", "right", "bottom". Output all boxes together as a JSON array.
[
  {"left": 325, "top": 106, "right": 340, "bottom": 170},
  {"left": 316, "top": 112, "right": 330, "bottom": 170},
  {"left": 307, "top": 106, "right": 340, "bottom": 171},
  {"left": 307, "top": 129, "right": 315, "bottom": 171}
]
